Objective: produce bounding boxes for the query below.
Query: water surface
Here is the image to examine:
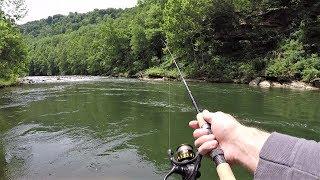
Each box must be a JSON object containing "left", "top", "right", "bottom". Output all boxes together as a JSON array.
[{"left": 0, "top": 78, "right": 319, "bottom": 179}]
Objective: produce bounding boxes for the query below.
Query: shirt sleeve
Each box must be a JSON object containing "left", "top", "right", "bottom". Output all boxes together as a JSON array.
[{"left": 254, "top": 132, "right": 320, "bottom": 180}]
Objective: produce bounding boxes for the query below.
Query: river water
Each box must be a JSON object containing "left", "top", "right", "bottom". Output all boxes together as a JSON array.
[{"left": 0, "top": 78, "right": 319, "bottom": 179}]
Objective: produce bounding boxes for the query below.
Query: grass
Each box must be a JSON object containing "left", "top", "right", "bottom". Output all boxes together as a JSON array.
[{"left": 0, "top": 77, "right": 19, "bottom": 88}]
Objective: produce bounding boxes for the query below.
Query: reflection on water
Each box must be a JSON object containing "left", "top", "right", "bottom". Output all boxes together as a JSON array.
[{"left": 0, "top": 78, "right": 319, "bottom": 179}]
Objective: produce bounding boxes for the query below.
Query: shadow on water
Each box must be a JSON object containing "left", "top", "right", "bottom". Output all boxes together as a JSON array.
[{"left": 0, "top": 78, "right": 319, "bottom": 179}]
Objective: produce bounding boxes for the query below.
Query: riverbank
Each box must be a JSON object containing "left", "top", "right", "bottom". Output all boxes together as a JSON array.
[
  {"left": 19, "top": 76, "right": 105, "bottom": 84},
  {"left": 249, "top": 77, "right": 320, "bottom": 91},
  {"left": 18, "top": 76, "right": 320, "bottom": 91}
]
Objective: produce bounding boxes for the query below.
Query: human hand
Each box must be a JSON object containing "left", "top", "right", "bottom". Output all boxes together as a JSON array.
[{"left": 189, "top": 110, "right": 270, "bottom": 172}]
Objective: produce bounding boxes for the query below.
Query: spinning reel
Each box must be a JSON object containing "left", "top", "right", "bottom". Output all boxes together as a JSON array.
[{"left": 164, "top": 144, "right": 202, "bottom": 180}]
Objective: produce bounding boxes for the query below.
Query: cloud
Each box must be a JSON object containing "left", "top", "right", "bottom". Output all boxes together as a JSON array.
[{"left": 18, "top": 0, "right": 137, "bottom": 24}]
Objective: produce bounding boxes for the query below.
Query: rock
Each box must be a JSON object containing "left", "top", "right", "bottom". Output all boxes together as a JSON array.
[
  {"left": 311, "top": 78, "right": 320, "bottom": 88},
  {"left": 306, "top": 86, "right": 318, "bottom": 90},
  {"left": 290, "top": 81, "right": 306, "bottom": 89},
  {"left": 281, "top": 81, "right": 318, "bottom": 90},
  {"left": 271, "top": 82, "right": 282, "bottom": 88},
  {"left": 259, "top": 80, "right": 271, "bottom": 88},
  {"left": 163, "top": 77, "right": 170, "bottom": 81},
  {"left": 289, "top": 81, "right": 317, "bottom": 90},
  {"left": 249, "top": 77, "right": 262, "bottom": 86}
]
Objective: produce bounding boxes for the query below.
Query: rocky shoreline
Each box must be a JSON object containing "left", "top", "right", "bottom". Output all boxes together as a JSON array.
[
  {"left": 19, "top": 76, "right": 320, "bottom": 91},
  {"left": 249, "top": 77, "right": 320, "bottom": 90},
  {"left": 19, "top": 76, "right": 106, "bottom": 84}
]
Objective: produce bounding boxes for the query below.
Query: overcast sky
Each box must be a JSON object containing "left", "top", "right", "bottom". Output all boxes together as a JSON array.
[{"left": 18, "top": 0, "right": 137, "bottom": 24}]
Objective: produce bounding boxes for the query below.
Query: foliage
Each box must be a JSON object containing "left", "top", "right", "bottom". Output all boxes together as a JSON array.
[
  {"left": 26, "top": 4, "right": 166, "bottom": 77},
  {"left": 21, "top": 0, "right": 320, "bottom": 83},
  {"left": 0, "top": 13, "right": 27, "bottom": 86},
  {"left": 21, "top": 8, "right": 124, "bottom": 37},
  {"left": 145, "top": 67, "right": 179, "bottom": 79},
  {"left": 266, "top": 27, "right": 320, "bottom": 82}
]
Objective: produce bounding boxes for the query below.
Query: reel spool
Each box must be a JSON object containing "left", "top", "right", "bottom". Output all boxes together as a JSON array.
[{"left": 164, "top": 144, "right": 202, "bottom": 180}]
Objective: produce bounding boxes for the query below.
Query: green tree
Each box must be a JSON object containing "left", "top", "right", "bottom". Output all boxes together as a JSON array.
[{"left": 0, "top": 13, "right": 27, "bottom": 86}]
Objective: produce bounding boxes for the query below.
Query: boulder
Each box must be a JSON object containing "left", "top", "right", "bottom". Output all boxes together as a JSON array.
[
  {"left": 249, "top": 77, "right": 262, "bottom": 87},
  {"left": 290, "top": 81, "right": 307, "bottom": 89},
  {"left": 271, "top": 82, "right": 282, "bottom": 88},
  {"left": 288, "top": 81, "right": 318, "bottom": 90},
  {"left": 259, "top": 80, "right": 271, "bottom": 88},
  {"left": 311, "top": 78, "right": 320, "bottom": 88}
]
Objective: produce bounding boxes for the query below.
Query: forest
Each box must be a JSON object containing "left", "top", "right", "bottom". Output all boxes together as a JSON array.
[{"left": 1, "top": 0, "right": 320, "bottom": 87}]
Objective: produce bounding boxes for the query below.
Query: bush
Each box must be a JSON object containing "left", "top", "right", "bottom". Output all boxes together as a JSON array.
[
  {"left": 236, "top": 62, "right": 256, "bottom": 82},
  {"left": 266, "top": 37, "right": 320, "bottom": 82},
  {"left": 144, "top": 67, "right": 179, "bottom": 79},
  {"left": 295, "top": 54, "right": 320, "bottom": 81},
  {"left": 0, "top": 75, "right": 19, "bottom": 87}
]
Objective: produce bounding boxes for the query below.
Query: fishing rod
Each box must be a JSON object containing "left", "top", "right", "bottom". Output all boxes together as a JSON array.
[{"left": 163, "top": 41, "right": 236, "bottom": 180}]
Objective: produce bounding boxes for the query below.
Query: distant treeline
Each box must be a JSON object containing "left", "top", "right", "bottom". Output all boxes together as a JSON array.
[
  {"left": 21, "top": 0, "right": 320, "bottom": 82},
  {"left": 21, "top": 8, "right": 124, "bottom": 37}
]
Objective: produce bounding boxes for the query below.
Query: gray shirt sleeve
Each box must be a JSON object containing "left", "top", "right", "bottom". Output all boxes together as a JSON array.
[{"left": 254, "top": 132, "right": 320, "bottom": 180}]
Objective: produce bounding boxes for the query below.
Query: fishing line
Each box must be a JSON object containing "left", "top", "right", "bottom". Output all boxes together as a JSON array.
[{"left": 168, "top": 76, "right": 171, "bottom": 149}]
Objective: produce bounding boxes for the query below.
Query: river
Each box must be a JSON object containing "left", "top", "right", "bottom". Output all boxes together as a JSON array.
[{"left": 0, "top": 78, "right": 319, "bottom": 179}]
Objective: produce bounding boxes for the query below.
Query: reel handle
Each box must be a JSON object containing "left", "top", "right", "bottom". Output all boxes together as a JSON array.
[{"left": 201, "top": 123, "right": 236, "bottom": 180}]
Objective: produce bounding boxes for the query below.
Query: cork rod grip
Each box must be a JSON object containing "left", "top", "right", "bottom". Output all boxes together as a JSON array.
[
  {"left": 216, "top": 162, "right": 236, "bottom": 180},
  {"left": 201, "top": 123, "right": 236, "bottom": 180},
  {"left": 210, "top": 149, "right": 236, "bottom": 180}
]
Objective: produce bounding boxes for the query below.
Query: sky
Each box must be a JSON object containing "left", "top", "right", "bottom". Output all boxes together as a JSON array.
[{"left": 18, "top": 0, "right": 137, "bottom": 24}]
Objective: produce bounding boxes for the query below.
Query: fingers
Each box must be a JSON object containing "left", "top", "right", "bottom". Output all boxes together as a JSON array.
[
  {"left": 194, "top": 134, "right": 215, "bottom": 148},
  {"left": 193, "top": 128, "right": 210, "bottom": 139},
  {"left": 198, "top": 140, "right": 218, "bottom": 155},
  {"left": 189, "top": 120, "right": 199, "bottom": 129}
]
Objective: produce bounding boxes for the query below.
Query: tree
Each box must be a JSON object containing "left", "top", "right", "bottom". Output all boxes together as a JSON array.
[{"left": 0, "top": 13, "right": 27, "bottom": 85}]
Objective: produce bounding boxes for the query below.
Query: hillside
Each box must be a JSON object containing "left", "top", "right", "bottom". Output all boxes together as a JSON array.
[
  {"left": 20, "top": 8, "right": 126, "bottom": 37},
  {"left": 21, "top": 0, "right": 320, "bottom": 83}
]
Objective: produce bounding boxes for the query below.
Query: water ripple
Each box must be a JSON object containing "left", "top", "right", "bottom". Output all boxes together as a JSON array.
[{"left": 40, "top": 110, "right": 80, "bottom": 117}]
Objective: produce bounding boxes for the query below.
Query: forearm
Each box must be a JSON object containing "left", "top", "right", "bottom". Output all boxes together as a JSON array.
[
  {"left": 254, "top": 132, "right": 320, "bottom": 179},
  {"left": 234, "top": 126, "right": 270, "bottom": 172}
]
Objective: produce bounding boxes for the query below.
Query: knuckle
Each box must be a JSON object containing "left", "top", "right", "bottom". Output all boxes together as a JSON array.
[
  {"left": 211, "top": 141, "right": 217, "bottom": 148},
  {"left": 208, "top": 134, "right": 215, "bottom": 140},
  {"left": 216, "top": 111, "right": 224, "bottom": 115},
  {"left": 193, "top": 130, "right": 197, "bottom": 137}
]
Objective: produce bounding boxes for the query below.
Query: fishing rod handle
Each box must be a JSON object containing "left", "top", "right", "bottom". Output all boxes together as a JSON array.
[{"left": 202, "top": 124, "right": 236, "bottom": 180}]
